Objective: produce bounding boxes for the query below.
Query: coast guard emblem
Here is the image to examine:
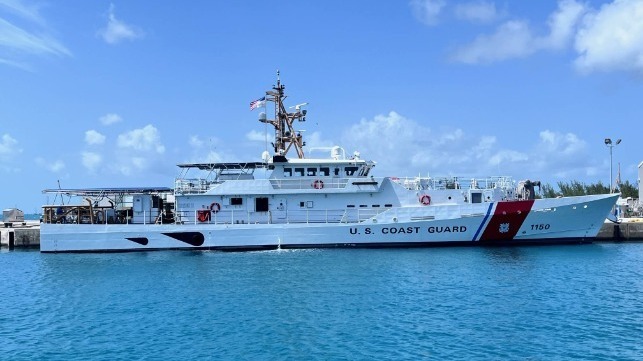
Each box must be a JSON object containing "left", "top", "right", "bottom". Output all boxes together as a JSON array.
[{"left": 499, "top": 223, "right": 510, "bottom": 233}]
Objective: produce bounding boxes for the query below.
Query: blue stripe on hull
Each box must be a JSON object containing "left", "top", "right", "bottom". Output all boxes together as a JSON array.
[{"left": 472, "top": 203, "right": 494, "bottom": 241}]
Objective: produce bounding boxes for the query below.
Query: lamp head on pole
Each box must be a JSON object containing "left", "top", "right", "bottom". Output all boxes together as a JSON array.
[
  {"left": 616, "top": 139, "right": 622, "bottom": 145},
  {"left": 605, "top": 138, "right": 612, "bottom": 145}
]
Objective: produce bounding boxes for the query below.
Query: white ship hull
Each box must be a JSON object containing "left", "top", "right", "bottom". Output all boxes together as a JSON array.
[{"left": 40, "top": 194, "right": 618, "bottom": 253}]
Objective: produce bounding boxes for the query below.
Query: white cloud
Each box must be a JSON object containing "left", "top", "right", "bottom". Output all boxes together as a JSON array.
[
  {"left": 537, "top": 130, "right": 586, "bottom": 156},
  {"left": 410, "top": 0, "right": 446, "bottom": 26},
  {"left": 184, "top": 135, "right": 234, "bottom": 164},
  {"left": 117, "top": 124, "right": 165, "bottom": 154},
  {"left": 333, "top": 111, "right": 600, "bottom": 183},
  {"left": 0, "top": 133, "right": 20, "bottom": 157},
  {"left": 98, "top": 3, "right": 144, "bottom": 44},
  {"left": 0, "top": 1, "right": 70, "bottom": 69},
  {"left": 84, "top": 129, "right": 106, "bottom": 145},
  {"left": 529, "top": 130, "right": 591, "bottom": 178},
  {"left": 543, "top": 0, "right": 587, "bottom": 50},
  {"left": 81, "top": 151, "right": 102, "bottom": 171},
  {"left": 574, "top": 0, "right": 643, "bottom": 73},
  {"left": 452, "top": 20, "right": 536, "bottom": 64},
  {"left": 0, "top": 56, "right": 32, "bottom": 70},
  {"left": 0, "top": 0, "right": 43, "bottom": 23},
  {"left": 488, "top": 150, "right": 529, "bottom": 166},
  {"left": 339, "top": 111, "right": 507, "bottom": 175},
  {"left": 189, "top": 135, "right": 204, "bottom": 148},
  {"left": 131, "top": 156, "right": 145, "bottom": 169},
  {"left": 205, "top": 151, "right": 223, "bottom": 163},
  {"left": 0, "top": 18, "right": 70, "bottom": 56},
  {"left": 35, "top": 157, "right": 65, "bottom": 172},
  {"left": 246, "top": 130, "right": 268, "bottom": 142},
  {"left": 452, "top": 0, "right": 586, "bottom": 64},
  {"left": 454, "top": 1, "right": 500, "bottom": 23},
  {"left": 304, "top": 131, "right": 334, "bottom": 150},
  {"left": 99, "top": 113, "right": 122, "bottom": 125}
]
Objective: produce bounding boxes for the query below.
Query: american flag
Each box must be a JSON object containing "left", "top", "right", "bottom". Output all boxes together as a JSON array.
[{"left": 250, "top": 97, "right": 266, "bottom": 110}]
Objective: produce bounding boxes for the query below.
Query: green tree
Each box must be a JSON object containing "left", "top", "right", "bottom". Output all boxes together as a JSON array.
[
  {"left": 541, "top": 183, "right": 558, "bottom": 198},
  {"left": 616, "top": 180, "right": 638, "bottom": 198},
  {"left": 557, "top": 180, "right": 586, "bottom": 196},
  {"left": 584, "top": 181, "right": 610, "bottom": 195},
  {"left": 539, "top": 179, "right": 638, "bottom": 198}
]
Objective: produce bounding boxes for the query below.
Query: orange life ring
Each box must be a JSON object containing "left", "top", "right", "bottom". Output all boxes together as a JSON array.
[
  {"left": 419, "top": 194, "right": 431, "bottom": 206},
  {"left": 312, "top": 180, "right": 324, "bottom": 189},
  {"left": 210, "top": 202, "right": 221, "bottom": 213}
]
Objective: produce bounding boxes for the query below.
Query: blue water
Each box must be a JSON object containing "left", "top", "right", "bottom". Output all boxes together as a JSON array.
[{"left": 2, "top": 244, "right": 643, "bottom": 360}]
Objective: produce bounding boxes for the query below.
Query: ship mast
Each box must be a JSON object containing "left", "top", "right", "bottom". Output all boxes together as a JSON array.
[{"left": 259, "top": 71, "right": 307, "bottom": 159}]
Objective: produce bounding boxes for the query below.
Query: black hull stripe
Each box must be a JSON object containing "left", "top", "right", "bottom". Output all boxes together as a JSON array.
[
  {"left": 126, "top": 237, "right": 149, "bottom": 245},
  {"left": 161, "top": 232, "right": 205, "bottom": 246}
]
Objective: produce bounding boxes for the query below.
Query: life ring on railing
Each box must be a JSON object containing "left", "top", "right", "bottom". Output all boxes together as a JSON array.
[
  {"left": 419, "top": 194, "right": 431, "bottom": 206},
  {"left": 312, "top": 180, "right": 324, "bottom": 189},
  {"left": 210, "top": 202, "right": 221, "bottom": 213}
]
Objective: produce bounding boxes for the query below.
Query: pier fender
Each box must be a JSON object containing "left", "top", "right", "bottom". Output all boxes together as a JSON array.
[{"left": 163, "top": 232, "right": 205, "bottom": 247}]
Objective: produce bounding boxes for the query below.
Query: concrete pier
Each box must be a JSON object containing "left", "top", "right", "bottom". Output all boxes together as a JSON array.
[
  {"left": 596, "top": 219, "right": 643, "bottom": 241},
  {"left": 0, "top": 221, "right": 40, "bottom": 249}
]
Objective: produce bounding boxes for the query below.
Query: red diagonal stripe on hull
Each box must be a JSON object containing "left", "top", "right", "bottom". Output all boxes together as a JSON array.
[{"left": 479, "top": 200, "right": 535, "bottom": 241}]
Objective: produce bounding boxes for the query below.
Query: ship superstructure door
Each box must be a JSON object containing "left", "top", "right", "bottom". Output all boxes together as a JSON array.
[
  {"left": 273, "top": 199, "right": 288, "bottom": 221},
  {"left": 132, "top": 194, "right": 161, "bottom": 224}
]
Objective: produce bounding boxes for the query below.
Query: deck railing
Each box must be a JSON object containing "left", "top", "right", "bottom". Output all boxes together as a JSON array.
[
  {"left": 392, "top": 176, "right": 514, "bottom": 191},
  {"left": 174, "top": 208, "right": 388, "bottom": 225}
]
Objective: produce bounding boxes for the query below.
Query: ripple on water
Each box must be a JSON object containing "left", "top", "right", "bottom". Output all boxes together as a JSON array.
[{"left": 1, "top": 244, "right": 643, "bottom": 360}]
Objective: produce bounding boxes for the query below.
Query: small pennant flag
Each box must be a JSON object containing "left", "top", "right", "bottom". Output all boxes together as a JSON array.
[{"left": 250, "top": 97, "right": 266, "bottom": 110}]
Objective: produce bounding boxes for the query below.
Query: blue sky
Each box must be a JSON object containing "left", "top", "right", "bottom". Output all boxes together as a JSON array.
[{"left": 1, "top": 0, "right": 642, "bottom": 212}]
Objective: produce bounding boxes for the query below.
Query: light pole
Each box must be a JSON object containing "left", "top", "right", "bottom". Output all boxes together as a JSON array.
[{"left": 604, "top": 138, "right": 622, "bottom": 193}]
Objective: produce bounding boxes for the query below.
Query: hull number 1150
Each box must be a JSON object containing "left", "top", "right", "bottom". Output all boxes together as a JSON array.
[{"left": 530, "top": 224, "right": 551, "bottom": 231}]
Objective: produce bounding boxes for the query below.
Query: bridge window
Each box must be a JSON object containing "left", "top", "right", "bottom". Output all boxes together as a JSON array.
[
  {"left": 294, "top": 168, "right": 304, "bottom": 177},
  {"left": 345, "top": 166, "right": 358, "bottom": 176},
  {"left": 334, "top": 168, "right": 340, "bottom": 176},
  {"left": 284, "top": 168, "right": 292, "bottom": 177},
  {"left": 231, "top": 197, "right": 243, "bottom": 205},
  {"left": 320, "top": 167, "right": 330, "bottom": 176},
  {"left": 307, "top": 168, "right": 317, "bottom": 176}
]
